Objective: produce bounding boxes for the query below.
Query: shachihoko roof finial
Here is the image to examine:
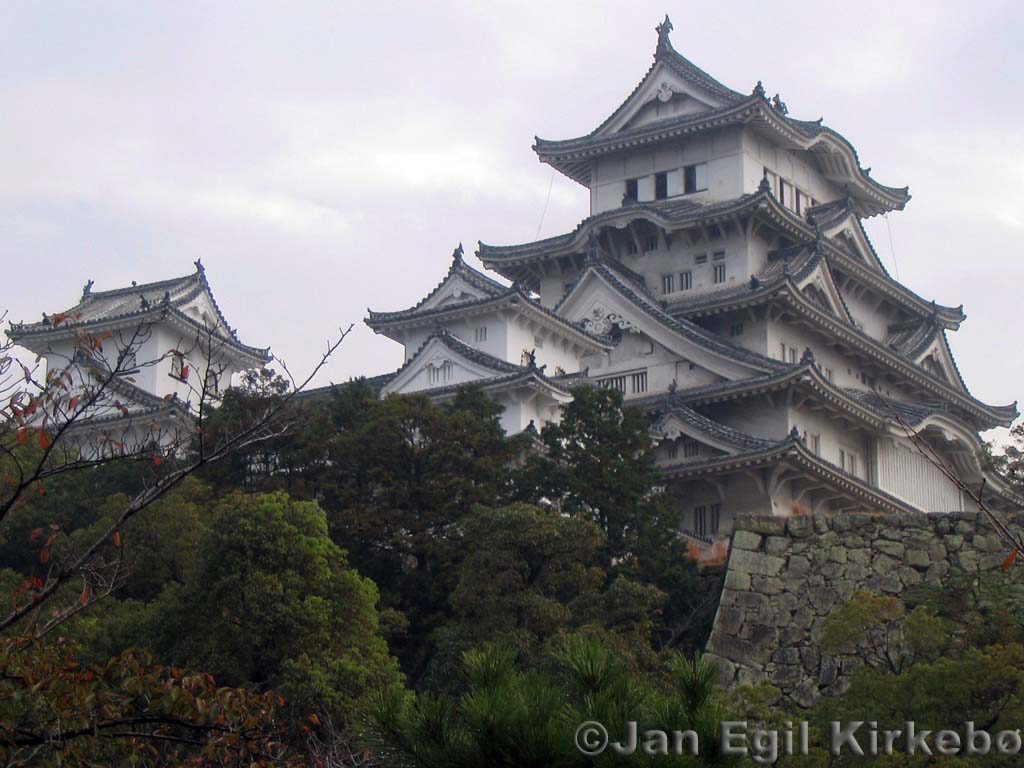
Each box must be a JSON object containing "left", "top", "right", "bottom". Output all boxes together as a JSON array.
[
  {"left": 655, "top": 14, "right": 673, "bottom": 56},
  {"left": 772, "top": 94, "right": 788, "bottom": 115},
  {"left": 452, "top": 242, "right": 464, "bottom": 263},
  {"left": 194, "top": 258, "right": 204, "bottom": 273},
  {"left": 82, "top": 279, "right": 94, "bottom": 299}
]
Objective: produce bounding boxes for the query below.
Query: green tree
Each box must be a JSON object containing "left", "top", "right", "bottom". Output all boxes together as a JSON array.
[
  {"left": 429, "top": 503, "right": 665, "bottom": 683},
  {"left": 152, "top": 491, "right": 405, "bottom": 729},
  {"left": 370, "top": 636, "right": 739, "bottom": 768},
  {"left": 513, "top": 386, "right": 664, "bottom": 563},
  {"left": 323, "top": 388, "right": 519, "bottom": 681}
]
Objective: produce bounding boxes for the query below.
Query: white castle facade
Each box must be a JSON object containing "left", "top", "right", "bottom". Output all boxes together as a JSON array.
[
  {"left": 365, "top": 17, "right": 1021, "bottom": 541},
  {"left": 8, "top": 18, "right": 1019, "bottom": 545}
]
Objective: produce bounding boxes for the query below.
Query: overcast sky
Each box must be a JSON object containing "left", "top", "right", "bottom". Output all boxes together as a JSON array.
[{"left": 3, "top": 1, "right": 1022, "bottom": 435}]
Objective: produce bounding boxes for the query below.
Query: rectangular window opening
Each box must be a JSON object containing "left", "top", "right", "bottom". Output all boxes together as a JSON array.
[{"left": 654, "top": 171, "right": 668, "bottom": 200}]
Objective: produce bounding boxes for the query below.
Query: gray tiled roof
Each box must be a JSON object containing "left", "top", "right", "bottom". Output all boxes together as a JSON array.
[
  {"left": 367, "top": 285, "right": 612, "bottom": 347},
  {"left": 655, "top": 404, "right": 777, "bottom": 451},
  {"left": 7, "top": 264, "right": 269, "bottom": 361},
  {"left": 581, "top": 262, "right": 789, "bottom": 373},
  {"left": 479, "top": 194, "right": 758, "bottom": 264}
]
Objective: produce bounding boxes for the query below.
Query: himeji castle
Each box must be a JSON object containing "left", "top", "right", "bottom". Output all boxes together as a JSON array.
[{"left": 366, "top": 16, "right": 1021, "bottom": 540}]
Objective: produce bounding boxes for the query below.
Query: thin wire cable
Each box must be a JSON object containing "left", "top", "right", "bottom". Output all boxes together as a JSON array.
[
  {"left": 884, "top": 212, "right": 900, "bottom": 280},
  {"left": 535, "top": 167, "right": 556, "bottom": 239}
]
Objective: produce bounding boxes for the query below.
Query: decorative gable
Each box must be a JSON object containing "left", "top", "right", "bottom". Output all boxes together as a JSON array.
[{"left": 381, "top": 333, "right": 520, "bottom": 397}]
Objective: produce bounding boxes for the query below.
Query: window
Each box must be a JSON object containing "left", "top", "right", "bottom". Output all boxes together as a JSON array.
[
  {"left": 630, "top": 371, "right": 647, "bottom": 393},
  {"left": 710, "top": 503, "right": 721, "bottom": 536},
  {"left": 824, "top": 367, "right": 833, "bottom": 382},
  {"left": 684, "top": 163, "right": 707, "bottom": 194},
  {"left": 661, "top": 274, "right": 676, "bottom": 294},
  {"left": 713, "top": 250, "right": 725, "bottom": 261},
  {"left": 626, "top": 240, "right": 638, "bottom": 255},
  {"left": 667, "top": 442, "right": 678, "bottom": 459},
  {"left": 654, "top": 171, "right": 668, "bottom": 200},
  {"left": 795, "top": 189, "right": 804, "bottom": 215},
  {"left": 789, "top": 347, "right": 797, "bottom": 364},
  {"left": 713, "top": 264, "right": 726, "bottom": 284},
  {"left": 680, "top": 271, "right": 692, "bottom": 290},
  {"left": 730, "top": 322, "right": 744, "bottom": 337},
  {"left": 810, "top": 433, "right": 821, "bottom": 455},
  {"left": 779, "top": 342, "right": 787, "bottom": 360},
  {"left": 171, "top": 352, "right": 187, "bottom": 380},
  {"left": 474, "top": 326, "right": 487, "bottom": 343},
  {"left": 840, "top": 448, "right": 860, "bottom": 478},
  {"left": 862, "top": 373, "right": 876, "bottom": 390},
  {"left": 778, "top": 177, "right": 787, "bottom": 206},
  {"left": 644, "top": 235, "right": 658, "bottom": 252},
  {"left": 695, "top": 253, "right": 708, "bottom": 265},
  {"left": 694, "top": 505, "right": 707, "bottom": 537},
  {"left": 624, "top": 178, "right": 638, "bottom": 202},
  {"left": 428, "top": 361, "right": 453, "bottom": 385},
  {"left": 599, "top": 375, "right": 627, "bottom": 393},
  {"left": 683, "top": 439, "right": 699, "bottom": 458}
]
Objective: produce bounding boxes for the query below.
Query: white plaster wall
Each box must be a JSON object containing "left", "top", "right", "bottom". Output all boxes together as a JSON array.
[
  {"left": 739, "top": 129, "right": 842, "bottom": 203},
  {"left": 839, "top": 288, "right": 899, "bottom": 342},
  {"left": 589, "top": 128, "right": 745, "bottom": 215},
  {"left": 876, "top": 436, "right": 965, "bottom": 511}
]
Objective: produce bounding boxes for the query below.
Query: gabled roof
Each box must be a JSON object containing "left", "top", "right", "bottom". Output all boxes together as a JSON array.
[
  {"left": 367, "top": 244, "right": 508, "bottom": 323},
  {"left": 557, "top": 260, "right": 789, "bottom": 379},
  {"left": 7, "top": 262, "right": 270, "bottom": 365},
  {"left": 479, "top": 193, "right": 761, "bottom": 273},
  {"left": 652, "top": 404, "right": 776, "bottom": 453},
  {"left": 480, "top": 187, "right": 963, "bottom": 328},
  {"left": 664, "top": 242, "right": 853, "bottom": 325},
  {"left": 366, "top": 255, "right": 612, "bottom": 352},
  {"left": 659, "top": 433, "right": 921, "bottom": 515},
  {"left": 530, "top": 18, "right": 909, "bottom": 216},
  {"left": 380, "top": 329, "right": 572, "bottom": 402}
]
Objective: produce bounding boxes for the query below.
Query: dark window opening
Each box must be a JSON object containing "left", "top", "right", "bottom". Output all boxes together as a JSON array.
[
  {"left": 624, "top": 178, "right": 638, "bottom": 202},
  {"left": 654, "top": 172, "right": 668, "bottom": 200}
]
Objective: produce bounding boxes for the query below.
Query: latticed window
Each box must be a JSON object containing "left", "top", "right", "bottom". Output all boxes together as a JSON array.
[
  {"left": 680, "top": 271, "right": 692, "bottom": 290},
  {"left": 428, "top": 361, "right": 453, "bottom": 385},
  {"left": 710, "top": 503, "right": 721, "bottom": 535},
  {"left": 694, "top": 505, "right": 707, "bottom": 536},
  {"left": 599, "top": 375, "right": 627, "bottom": 393},
  {"left": 630, "top": 371, "right": 647, "bottom": 393},
  {"left": 713, "top": 264, "right": 726, "bottom": 284},
  {"left": 683, "top": 440, "right": 699, "bottom": 458}
]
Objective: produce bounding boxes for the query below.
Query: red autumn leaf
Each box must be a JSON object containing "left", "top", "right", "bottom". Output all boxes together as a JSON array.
[
  {"left": 52, "top": 312, "right": 69, "bottom": 326},
  {"left": 79, "top": 586, "right": 91, "bottom": 606},
  {"left": 37, "top": 430, "right": 51, "bottom": 450},
  {"left": 1003, "top": 549, "right": 1019, "bottom": 572},
  {"left": 29, "top": 528, "right": 43, "bottom": 542},
  {"left": 112, "top": 531, "right": 121, "bottom": 547},
  {"left": 179, "top": 365, "right": 190, "bottom": 380},
  {"left": 69, "top": 394, "right": 81, "bottom": 410},
  {"left": 49, "top": 523, "right": 60, "bottom": 531},
  {"left": 39, "top": 549, "right": 50, "bottom": 565},
  {"left": 153, "top": 455, "right": 163, "bottom": 466},
  {"left": 17, "top": 428, "right": 27, "bottom": 445}
]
